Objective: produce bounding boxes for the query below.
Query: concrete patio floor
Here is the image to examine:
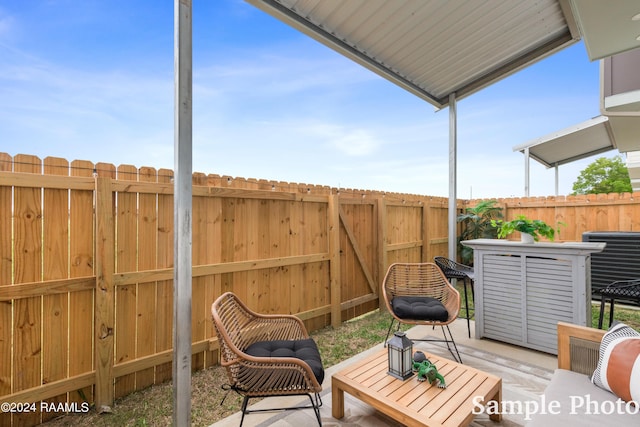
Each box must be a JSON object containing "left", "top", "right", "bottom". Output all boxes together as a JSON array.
[{"left": 209, "top": 318, "right": 557, "bottom": 427}]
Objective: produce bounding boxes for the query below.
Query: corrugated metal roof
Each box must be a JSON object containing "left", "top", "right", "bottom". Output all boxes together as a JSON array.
[
  {"left": 247, "top": 0, "right": 580, "bottom": 109},
  {"left": 513, "top": 116, "right": 616, "bottom": 168}
]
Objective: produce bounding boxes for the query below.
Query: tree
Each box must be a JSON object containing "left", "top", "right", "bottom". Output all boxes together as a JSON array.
[{"left": 572, "top": 155, "right": 632, "bottom": 195}]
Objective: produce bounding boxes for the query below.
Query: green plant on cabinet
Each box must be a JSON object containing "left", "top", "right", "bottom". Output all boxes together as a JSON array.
[{"left": 490, "top": 215, "right": 564, "bottom": 242}]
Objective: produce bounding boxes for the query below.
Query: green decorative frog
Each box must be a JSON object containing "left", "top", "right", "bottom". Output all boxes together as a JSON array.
[{"left": 412, "top": 351, "right": 446, "bottom": 388}]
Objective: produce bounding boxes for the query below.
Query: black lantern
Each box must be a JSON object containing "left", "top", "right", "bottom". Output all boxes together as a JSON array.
[{"left": 387, "top": 331, "right": 413, "bottom": 380}]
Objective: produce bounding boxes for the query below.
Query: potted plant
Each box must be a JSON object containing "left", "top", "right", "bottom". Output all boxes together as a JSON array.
[
  {"left": 490, "top": 215, "right": 564, "bottom": 243},
  {"left": 457, "top": 200, "right": 503, "bottom": 264}
]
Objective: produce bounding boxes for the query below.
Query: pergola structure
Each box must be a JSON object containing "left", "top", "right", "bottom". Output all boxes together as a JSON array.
[
  {"left": 513, "top": 116, "right": 617, "bottom": 196},
  {"left": 514, "top": 112, "right": 640, "bottom": 195},
  {"left": 170, "top": 1, "right": 640, "bottom": 425}
]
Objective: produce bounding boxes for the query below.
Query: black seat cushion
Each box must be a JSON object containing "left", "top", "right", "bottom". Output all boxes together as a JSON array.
[
  {"left": 245, "top": 338, "right": 325, "bottom": 384},
  {"left": 391, "top": 296, "right": 449, "bottom": 322}
]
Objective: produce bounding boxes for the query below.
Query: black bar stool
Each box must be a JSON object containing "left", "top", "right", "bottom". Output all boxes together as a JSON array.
[
  {"left": 434, "top": 257, "right": 475, "bottom": 338},
  {"left": 597, "top": 279, "right": 640, "bottom": 329}
]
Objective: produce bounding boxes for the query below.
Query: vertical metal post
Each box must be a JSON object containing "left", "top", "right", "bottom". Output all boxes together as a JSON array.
[
  {"left": 555, "top": 164, "right": 559, "bottom": 196},
  {"left": 173, "top": 1, "right": 192, "bottom": 426},
  {"left": 524, "top": 147, "right": 530, "bottom": 197},
  {"left": 448, "top": 93, "right": 457, "bottom": 260}
]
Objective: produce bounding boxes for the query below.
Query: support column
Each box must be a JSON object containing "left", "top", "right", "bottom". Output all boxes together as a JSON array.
[
  {"left": 448, "top": 93, "right": 457, "bottom": 260},
  {"left": 524, "top": 147, "right": 530, "bottom": 197},
  {"left": 173, "top": 0, "right": 192, "bottom": 426}
]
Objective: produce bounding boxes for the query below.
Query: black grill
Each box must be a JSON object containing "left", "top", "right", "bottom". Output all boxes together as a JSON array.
[{"left": 583, "top": 231, "right": 640, "bottom": 306}]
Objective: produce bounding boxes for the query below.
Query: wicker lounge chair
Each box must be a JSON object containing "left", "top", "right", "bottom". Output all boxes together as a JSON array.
[
  {"left": 382, "top": 262, "right": 463, "bottom": 363},
  {"left": 211, "top": 292, "right": 324, "bottom": 426}
]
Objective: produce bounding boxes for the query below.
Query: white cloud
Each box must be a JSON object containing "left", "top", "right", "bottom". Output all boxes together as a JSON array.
[
  {"left": 196, "top": 46, "right": 376, "bottom": 98},
  {"left": 332, "top": 129, "right": 381, "bottom": 156},
  {"left": 0, "top": 9, "right": 15, "bottom": 40}
]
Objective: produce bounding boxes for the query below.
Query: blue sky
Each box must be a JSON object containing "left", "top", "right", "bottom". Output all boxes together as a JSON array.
[{"left": 0, "top": 1, "right": 608, "bottom": 198}]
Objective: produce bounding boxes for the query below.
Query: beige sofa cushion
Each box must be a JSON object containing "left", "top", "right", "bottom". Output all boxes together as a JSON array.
[{"left": 527, "top": 369, "right": 639, "bottom": 427}]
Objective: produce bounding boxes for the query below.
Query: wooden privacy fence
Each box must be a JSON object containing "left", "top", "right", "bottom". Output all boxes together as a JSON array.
[
  {"left": 1, "top": 152, "right": 639, "bottom": 426},
  {"left": 466, "top": 193, "right": 640, "bottom": 241},
  {"left": 0, "top": 153, "right": 450, "bottom": 425}
]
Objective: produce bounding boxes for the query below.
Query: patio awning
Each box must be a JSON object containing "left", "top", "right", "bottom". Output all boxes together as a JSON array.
[
  {"left": 246, "top": 0, "right": 581, "bottom": 110},
  {"left": 570, "top": 0, "right": 640, "bottom": 60},
  {"left": 513, "top": 115, "right": 640, "bottom": 194},
  {"left": 513, "top": 116, "right": 616, "bottom": 168},
  {"left": 628, "top": 151, "right": 640, "bottom": 191},
  {"left": 605, "top": 115, "right": 640, "bottom": 153}
]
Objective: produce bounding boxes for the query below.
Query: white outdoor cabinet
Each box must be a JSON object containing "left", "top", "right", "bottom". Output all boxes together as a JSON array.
[{"left": 461, "top": 239, "right": 606, "bottom": 355}]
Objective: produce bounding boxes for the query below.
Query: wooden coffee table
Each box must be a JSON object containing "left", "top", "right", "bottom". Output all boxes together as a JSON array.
[{"left": 331, "top": 349, "right": 502, "bottom": 427}]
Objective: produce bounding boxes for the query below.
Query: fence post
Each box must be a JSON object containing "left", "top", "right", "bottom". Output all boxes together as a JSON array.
[
  {"left": 421, "top": 201, "right": 429, "bottom": 262},
  {"left": 94, "top": 176, "right": 115, "bottom": 412},
  {"left": 328, "top": 193, "right": 341, "bottom": 328},
  {"left": 377, "top": 196, "right": 388, "bottom": 311}
]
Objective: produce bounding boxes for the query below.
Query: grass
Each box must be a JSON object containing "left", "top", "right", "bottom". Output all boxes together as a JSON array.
[
  {"left": 591, "top": 302, "right": 640, "bottom": 330},
  {"left": 43, "top": 302, "right": 640, "bottom": 427}
]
